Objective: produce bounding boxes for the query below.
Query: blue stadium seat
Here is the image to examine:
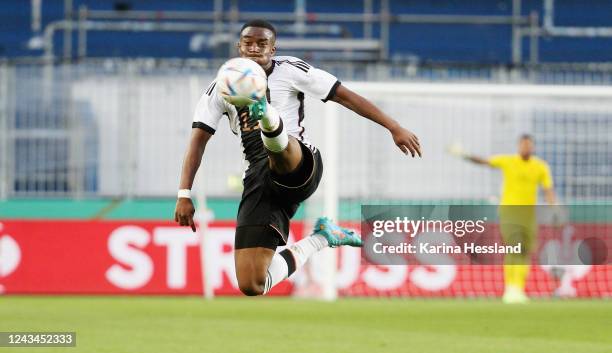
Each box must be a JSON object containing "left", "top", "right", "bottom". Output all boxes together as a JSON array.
[{"left": 0, "top": 0, "right": 611, "bottom": 63}]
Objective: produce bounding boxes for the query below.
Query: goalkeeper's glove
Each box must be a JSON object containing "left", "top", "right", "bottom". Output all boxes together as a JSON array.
[{"left": 447, "top": 142, "right": 467, "bottom": 158}]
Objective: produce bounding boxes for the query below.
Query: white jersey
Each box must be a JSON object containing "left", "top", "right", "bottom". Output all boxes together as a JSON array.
[{"left": 192, "top": 56, "right": 339, "bottom": 174}]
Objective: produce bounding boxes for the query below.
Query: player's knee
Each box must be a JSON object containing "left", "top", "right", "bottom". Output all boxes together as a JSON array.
[
  {"left": 238, "top": 279, "right": 265, "bottom": 296},
  {"left": 236, "top": 271, "right": 267, "bottom": 296},
  {"left": 239, "top": 285, "right": 263, "bottom": 296}
]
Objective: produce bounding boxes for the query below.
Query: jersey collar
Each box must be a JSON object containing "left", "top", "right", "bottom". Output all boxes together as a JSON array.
[{"left": 265, "top": 60, "right": 276, "bottom": 77}]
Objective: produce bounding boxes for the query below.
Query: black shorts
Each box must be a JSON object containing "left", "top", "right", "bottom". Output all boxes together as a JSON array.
[{"left": 236, "top": 140, "right": 323, "bottom": 246}]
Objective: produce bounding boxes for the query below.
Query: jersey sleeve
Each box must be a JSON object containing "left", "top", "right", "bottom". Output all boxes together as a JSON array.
[
  {"left": 192, "top": 80, "right": 227, "bottom": 134},
  {"left": 539, "top": 161, "right": 554, "bottom": 189},
  {"left": 289, "top": 60, "right": 340, "bottom": 102},
  {"left": 489, "top": 155, "right": 510, "bottom": 169}
]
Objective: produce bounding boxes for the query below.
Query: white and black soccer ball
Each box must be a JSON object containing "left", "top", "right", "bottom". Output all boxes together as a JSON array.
[{"left": 216, "top": 57, "right": 267, "bottom": 107}]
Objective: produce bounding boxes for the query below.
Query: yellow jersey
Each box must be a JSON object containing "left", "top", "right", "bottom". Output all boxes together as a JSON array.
[{"left": 489, "top": 154, "right": 553, "bottom": 205}]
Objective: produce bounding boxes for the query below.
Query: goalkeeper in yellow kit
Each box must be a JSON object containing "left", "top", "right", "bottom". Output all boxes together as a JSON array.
[{"left": 450, "top": 134, "right": 557, "bottom": 303}]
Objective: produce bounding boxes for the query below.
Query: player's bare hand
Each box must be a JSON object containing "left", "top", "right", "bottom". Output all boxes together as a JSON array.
[
  {"left": 390, "top": 125, "right": 421, "bottom": 157},
  {"left": 174, "top": 198, "right": 196, "bottom": 232}
]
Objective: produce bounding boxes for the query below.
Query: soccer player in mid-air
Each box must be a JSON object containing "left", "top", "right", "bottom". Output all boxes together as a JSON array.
[
  {"left": 175, "top": 20, "right": 421, "bottom": 296},
  {"left": 450, "top": 134, "right": 556, "bottom": 303}
]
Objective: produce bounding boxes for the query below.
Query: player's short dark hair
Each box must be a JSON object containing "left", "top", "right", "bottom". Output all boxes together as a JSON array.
[
  {"left": 519, "top": 134, "right": 534, "bottom": 141},
  {"left": 240, "top": 19, "right": 277, "bottom": 37}
]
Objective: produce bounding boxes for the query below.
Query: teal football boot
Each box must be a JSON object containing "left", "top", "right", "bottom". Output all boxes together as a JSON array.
[
  {"left": 248, "top": 96, "right": 267, "bottom": 122},
  {"left": 313, "top": 217, "right": 363, "bottom": 248}
]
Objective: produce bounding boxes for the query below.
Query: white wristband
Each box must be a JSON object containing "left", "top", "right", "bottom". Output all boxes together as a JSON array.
[{"left": 177, "top": 189, "right": 191, "bottom": 199}]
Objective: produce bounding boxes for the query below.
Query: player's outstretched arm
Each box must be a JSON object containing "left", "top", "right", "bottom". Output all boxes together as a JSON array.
[
  {"left": 174, "top": 128, "right": 213, "bottom": 232},
  {"left": 465, "top": 155, "right": 490, "bottom": 165},
  {"left": 447, "top": 142, "right": 490, "bottom": 166},
  {"left": 330, "top": 84, "right": 421, "bottom": 157}
]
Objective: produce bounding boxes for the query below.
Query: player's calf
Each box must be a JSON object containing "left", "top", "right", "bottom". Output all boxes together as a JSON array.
[{"left": 259, "top": 219, "right": 362, "bottom": 295}]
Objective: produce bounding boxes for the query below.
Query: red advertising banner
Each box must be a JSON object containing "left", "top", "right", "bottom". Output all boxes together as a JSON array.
[
  {"left": 0, "top": 220, "right": 206, "bottom": 294},
  {"left": 0, "top": 220, "right": 301, "bottom": 296},
  {"left": 0, "top": 220, "right": 610, "bottom": 297}
]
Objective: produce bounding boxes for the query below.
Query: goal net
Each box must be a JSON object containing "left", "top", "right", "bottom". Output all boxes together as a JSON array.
[{"left": 297, "top": 82, "right": 612, "bottom": 299}]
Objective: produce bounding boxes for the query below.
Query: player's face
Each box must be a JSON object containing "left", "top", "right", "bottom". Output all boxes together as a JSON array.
[
  {"left": 518, "top": 138, "right": 534, "bottom": 159},
  {"left": 238, "top": 27, "right": 276, "bottom": 70}
]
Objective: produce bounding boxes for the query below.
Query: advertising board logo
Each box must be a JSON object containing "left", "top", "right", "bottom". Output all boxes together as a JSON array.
[{"left": 0, "top": 224, "right": 22, "bottom": 279}]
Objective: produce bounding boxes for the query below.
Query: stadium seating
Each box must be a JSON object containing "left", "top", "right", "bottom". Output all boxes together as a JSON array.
[{"left": 1, "top": 0, "right": 611, "bottom": 63}]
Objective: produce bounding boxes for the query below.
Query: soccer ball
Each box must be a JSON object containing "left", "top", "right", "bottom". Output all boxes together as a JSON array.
[{"left": 216, "top": 57, "right": 267, "bottom": 107}]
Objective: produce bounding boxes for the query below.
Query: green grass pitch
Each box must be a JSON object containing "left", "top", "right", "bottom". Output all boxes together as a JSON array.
[{"left": 1, "top": 296, "right": 610, "bottom": 353}]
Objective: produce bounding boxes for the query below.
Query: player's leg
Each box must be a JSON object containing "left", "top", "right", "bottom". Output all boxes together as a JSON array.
[
  {"left": 234, "top": 247, "right": 275, "bottom": 296},
  {"left": 249, "top": 97, "right": 303, "bottom": 175},
  {"left": 235, "top": 222, "right": 362, "bottom": 296},
  {"left": 265, "top": 142, "right": 362, "bottom": 294},
  {"left": 500, "top": 207, "right": 535, "bottom": 304},
  {"left": 233, "top": 135, "right": 362, "bottom": 296},
  {"left": 500, "top": 207, "right": 522, "bottom": 303},
  {"left": 234, "top": 224, "right": 360, "bottom": 296},
  {"left": 273, "top": 219, "right": 362, "bottom": 290},
  {"left": 234, "top": 225, "right": 285, "bottom": 296},
  {"left": 513, "top": 218, "right": 537, "bottom": 297},
  {"left": 234, "top": 225, "right": 315, "bottom": 296}
]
